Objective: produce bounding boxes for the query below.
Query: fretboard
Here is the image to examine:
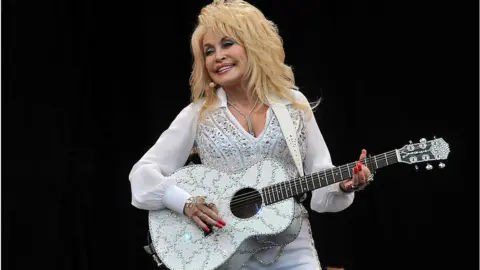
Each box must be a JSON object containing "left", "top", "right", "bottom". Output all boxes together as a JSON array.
[{"left": 261, "top": 150, "right": 398, "bottom": 205}]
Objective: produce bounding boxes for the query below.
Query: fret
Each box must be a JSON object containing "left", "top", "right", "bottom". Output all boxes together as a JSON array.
[
  {"left": 316, "top": 173, "right": 322, "bottom": 188},
  {"left": 346, "top": 163, "right": 351, "bottom": 177},
  {"left": 384, "top": 153, "right": 389, "bottom": 165},
  {"left": 270, "top": 187, "right": 274, "bottom": 204},
  {"left": 279, "top": 183, "right": 285, "bottom": 201},
  {"left": 299, "top": 178, "right": 304, "bottom": 195},
  {"left": 261, "top": 190, "right": 267, "bottom": 205},
  {"left": 284, "top": 181, "right": 290, "bottom": 198},
  {"left": 311, "top": 173, "right": 316, "bottom": 190},
  {"left": 339, "top": 166, "right": 343, "bottom": 180},
  {"left": 332, "top": 168, "right": 341, "bottom": 183},
  {"left": 267, "top": 189, "right": 271, "bottom": 205},
  {"left": 294, "top": 177, "right": 299, "bottom": 196},
  {"left": 271, "top": 186, "right": 276, "bottom": 203},
  {"left": 374, "top": 155, "right": 379, "bottom": 169},
  {"left": 323, "top": 170, "right": 328, "bottom": 184},
  {"left": 288, "top": 180, "right": 293, "bottom": 198},
  {"left": 319, "top": 172, "right": 327, "bottom": 187}
]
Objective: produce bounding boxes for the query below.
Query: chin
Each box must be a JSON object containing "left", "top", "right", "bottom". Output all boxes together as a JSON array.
[{"left": 214, "top": 76, "right": 243, "bottom": 89}]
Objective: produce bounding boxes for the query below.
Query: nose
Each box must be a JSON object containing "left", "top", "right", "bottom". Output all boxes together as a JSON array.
[{"left": 215, "top": 51, "right": 226, "bottom": 62}]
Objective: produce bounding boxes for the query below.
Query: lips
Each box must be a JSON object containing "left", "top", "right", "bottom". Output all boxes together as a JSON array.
[{"left": 216, "top": 64, "right": 235, "bottom": 74}]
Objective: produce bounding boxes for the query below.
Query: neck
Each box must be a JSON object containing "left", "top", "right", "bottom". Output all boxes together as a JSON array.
[
  {"left": 223, "top": 83, "right": 256, "bottom": 107},
  {"left": 261, "top": 150, "right": 399, "bottom": 205}
]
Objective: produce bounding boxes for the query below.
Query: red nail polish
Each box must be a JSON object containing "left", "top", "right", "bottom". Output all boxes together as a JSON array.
[
  {"left": 219, "top": 219, "right": 226, "bottom": 226},
  {"left": 354, "top": 167, "right": 358, "bottom": 174},
  {"left": 204, "top": 226, "right": 210, "bottom": 232},
  {"left": 215, "top": 221, "right": 224, "bottom": 228}
]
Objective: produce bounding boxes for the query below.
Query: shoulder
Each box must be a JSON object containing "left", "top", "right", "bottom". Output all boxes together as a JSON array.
[
  {"left": 172, "top": 101, "right": 204, "bottom": 123},
  {"left": 289, "top": 88, "right": 309, "bottom": 103}
]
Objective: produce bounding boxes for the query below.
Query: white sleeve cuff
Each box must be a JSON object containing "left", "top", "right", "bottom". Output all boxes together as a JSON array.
[{"left": 163, "top": 185, "right": 191, "bottom": 215}]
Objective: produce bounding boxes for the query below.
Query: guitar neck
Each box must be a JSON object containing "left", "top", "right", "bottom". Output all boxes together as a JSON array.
[{"left": 261, "top": 150, "right": 399, "bottom": 205}]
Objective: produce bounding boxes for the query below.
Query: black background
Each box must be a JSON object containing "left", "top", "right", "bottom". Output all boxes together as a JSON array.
[{"left": 4, "top": 0, "right": 478, "bottom": 269}]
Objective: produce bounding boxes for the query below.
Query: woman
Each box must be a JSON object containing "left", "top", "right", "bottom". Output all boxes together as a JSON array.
[{"left": 129, "top": 0, "right": 372, "bottom": 269}]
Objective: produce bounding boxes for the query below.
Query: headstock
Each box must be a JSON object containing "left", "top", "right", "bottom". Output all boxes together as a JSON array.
[{"left": 397, "top": 137, "right": 450, "bottom": 170}]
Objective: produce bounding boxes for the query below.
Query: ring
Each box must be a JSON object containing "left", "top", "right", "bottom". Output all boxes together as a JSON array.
[
  {"left": 205, "top": 202, "right": 215, "bottom": 208},
  {"left": 367, "top": 174, "right": 374, "bottom": 182},
  {"left": 186, "top": 196, "right": 205, "bottom": 208},
  {"left": 204, "top": 197, "right": 215, "bottom": 207}
]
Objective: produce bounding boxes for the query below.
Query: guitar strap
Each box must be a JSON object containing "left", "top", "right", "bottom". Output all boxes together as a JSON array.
[{"left": 268, "top": 100, "right": 305, "bottom": 177}]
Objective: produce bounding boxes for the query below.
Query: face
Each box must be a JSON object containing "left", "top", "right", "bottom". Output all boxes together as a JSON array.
[{"left": 202, "top": 30, "right": 247, "bottom": 89}]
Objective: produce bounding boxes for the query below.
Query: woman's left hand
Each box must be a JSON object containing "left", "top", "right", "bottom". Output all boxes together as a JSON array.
[{"left": 339, "top": 149, "right": 373, "bottom": 192}]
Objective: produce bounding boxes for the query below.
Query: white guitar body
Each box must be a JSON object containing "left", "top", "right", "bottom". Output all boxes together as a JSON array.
[{"left": 148, "top": 158, "right": 295, "bottom": 270}]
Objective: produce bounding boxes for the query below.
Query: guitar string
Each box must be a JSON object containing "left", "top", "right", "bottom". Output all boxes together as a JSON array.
[
  {"left": 228, "top": 152, "right": 396, "bottom": 211},
  {"left": 233, "top": 152, "right": 397, "bottom": 207},
  {"left": 227, "top": 152, "right": 399, "bottom": 211}
]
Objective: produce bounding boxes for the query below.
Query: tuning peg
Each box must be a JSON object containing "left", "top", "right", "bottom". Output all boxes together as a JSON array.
[
  {"left": 409, "top": 140, "right": 413, "bottom": 144},
  {"left": 414, "top": 165, "right": 419, "bottom": 171},
  {"left": 433, "top": 135, "right": 436, "bottom": 139},
  {"left": 426, "top": 163, "right": 433, "bottom": 170},
  {"left": 420, "top": 138, "right": 426, "bottom": 143},
  {"left": 438, "top": 162, "right": 445, "bottom": 169}
]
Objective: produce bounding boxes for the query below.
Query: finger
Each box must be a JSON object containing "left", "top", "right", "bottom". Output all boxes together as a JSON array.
[
  {"left": 184, "top": 206, "right": 199, "bottom": 218},
  {"left": 199, "top": 205, "right": 226, "bottom": 227},
  {"left": 352, "top": 167, "right": 359, "bottom": 185},
  {"left": 191, "top": 215, "right": 210, "bottom": 232},
  {"left": 357, "top": 170, "right": 366, "bottom": 185},
  {"left": 207, "top": 203, "right": 220, "bottom": 215},
  {"left": 197, "top": 211, "right": 217, "bottom": 227},
  {"left": 359, "top": 149, "right": 367, "bottom": 160}
]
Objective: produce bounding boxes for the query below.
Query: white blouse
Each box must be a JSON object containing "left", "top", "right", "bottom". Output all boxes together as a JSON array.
[{"left": 128, "top": 89, "right": 354, "bottom": 215}]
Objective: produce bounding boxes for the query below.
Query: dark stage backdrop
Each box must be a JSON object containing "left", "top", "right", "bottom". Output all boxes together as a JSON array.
[{"left": 4, "top": 0, "right": 478, "bottom": 269}]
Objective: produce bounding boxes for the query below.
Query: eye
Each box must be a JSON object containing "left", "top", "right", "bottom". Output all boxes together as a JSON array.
[
  {"left": 205, "top": 47, "right": 214, "bottom": 56},
  {"left": 222, "top": 40, "right": 235, "bottom": 47}
]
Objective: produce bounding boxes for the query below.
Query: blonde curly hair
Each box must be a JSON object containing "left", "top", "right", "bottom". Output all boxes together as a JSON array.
[{"left": 189, "top": 0, "right": 313, "bottom": 120}]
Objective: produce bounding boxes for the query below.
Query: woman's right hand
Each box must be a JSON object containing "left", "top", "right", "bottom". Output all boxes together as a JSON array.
[{"left": 183, "top": 196, "right": 226, "bottom": 232}]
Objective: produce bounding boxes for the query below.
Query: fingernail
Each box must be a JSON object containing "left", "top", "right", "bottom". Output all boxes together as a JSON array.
[
  {"left": 204, "top": 226, "right": 210, "bottom": 232},
  {"left": 215, "top": 221, "right": 224, "bottom": 228},
  {"left": 219, "top": 219, "right": 226, "bottom": 226},
  {"left": 353, "top": 167, "right": 358, "bottom": 174}
]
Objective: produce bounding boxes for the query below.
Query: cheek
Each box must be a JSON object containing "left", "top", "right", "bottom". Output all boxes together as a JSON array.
[
  {"left": 234, "top": 48, "right": 247, "bottom": 65},
  {"left": 205, "top": 57, "right": 215, "bottom": 72}
]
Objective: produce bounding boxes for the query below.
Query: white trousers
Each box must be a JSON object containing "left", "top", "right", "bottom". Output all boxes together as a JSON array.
[{"left": 240, "top": 217, "right": 322, "bottom": 270}]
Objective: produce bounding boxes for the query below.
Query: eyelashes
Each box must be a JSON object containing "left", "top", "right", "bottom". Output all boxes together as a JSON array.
[{"left": 205, "top": 40, "right": 235, "bottom": 56}]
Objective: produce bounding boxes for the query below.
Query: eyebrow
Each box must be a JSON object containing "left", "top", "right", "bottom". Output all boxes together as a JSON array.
[{"left": 203, "top": 37, "right": 229, "bottom": 48}]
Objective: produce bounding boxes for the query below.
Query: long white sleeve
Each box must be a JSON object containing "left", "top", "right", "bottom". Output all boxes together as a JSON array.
[
  {"left": 293, "top": 91, "right": 355, "bottom": 213},
  {"left": 128, "top": 102, "right": 201, "bottom": 213}
]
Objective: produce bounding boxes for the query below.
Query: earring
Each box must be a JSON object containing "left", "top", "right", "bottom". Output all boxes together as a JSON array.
[{"left": 209, "top": 82, "right": 216, "bottom": 88}]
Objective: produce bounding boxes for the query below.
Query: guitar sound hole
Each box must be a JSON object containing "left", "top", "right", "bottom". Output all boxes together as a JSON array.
[{"left": 229, "top": 188, "right": 263, "bottom": 219}]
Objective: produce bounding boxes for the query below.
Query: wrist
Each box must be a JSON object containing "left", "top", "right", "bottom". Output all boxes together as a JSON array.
[{"left": 339, "top": 182, "right": 354, "bottom": 193}]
